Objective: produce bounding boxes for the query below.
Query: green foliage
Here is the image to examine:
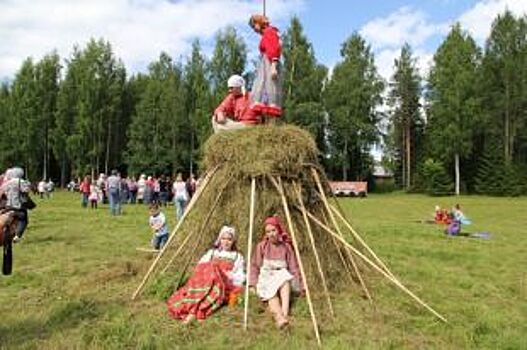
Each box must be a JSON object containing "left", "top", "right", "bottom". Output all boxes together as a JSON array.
[
  {"left": 281, "top": 17, "right": 328, "bottom": 152},
  {"left": 324, "top": 32, "right": 384, "bottom": 180},
  {"left": 209, "top": 26, "right": 247, "bottom": 100},
  {"left": 420, "top": 158, "right": 454, "bottom": 195},
  {"left": 481, "top": 11, "right": 527, "bottom": 164},
  {"left": 475, "top": 144, "right": 526, "bottom": 196},
  {"left": 184, "top": 40, "right": 212, "bottom": 172},
  {"left": 55, "top": 38, "right": 126, "bottom": 178},
  {"left": 125, "top": 53, "right": 185, "bottom": 176},
  {"left": 386, "top": 43, "right": 423, "bottom": 190},
  {"left": 1, "top": 15, "right": 527, "bottom": 196}
]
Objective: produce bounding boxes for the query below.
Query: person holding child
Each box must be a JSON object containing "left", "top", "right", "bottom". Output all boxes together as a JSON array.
[
  {"left": 249, "top": 216, "right": 303, "bottom": 329},
  {"left": 148, "top": 203, "right": 169, "bottom": 250},
  {"left": 167, "top": 225, "right": 245, "bottom": 323}
]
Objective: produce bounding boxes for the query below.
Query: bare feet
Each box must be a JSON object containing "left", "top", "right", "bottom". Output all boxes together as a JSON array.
[{"left": 275, "top": 314, "right": 289, "bottom": 329}]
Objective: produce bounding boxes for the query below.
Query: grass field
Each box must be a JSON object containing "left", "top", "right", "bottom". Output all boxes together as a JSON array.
[{"left": 0, "top": 191, "right": 526, "bottom": 349}]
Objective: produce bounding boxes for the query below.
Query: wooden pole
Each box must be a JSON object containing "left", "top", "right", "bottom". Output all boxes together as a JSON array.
[
  {"left": 243, "top": 177, "right": 257, "bottom": 330},
  {"left": 269, "top": 176, "right": 322, "bottom": 346},
  {"left": 304, "top": 209, "right": 448, "bottom": 323},
  {"left": 161, "top": 175, "right": 232, "bottom": 275},
  {"left": 328, "top": 204, "right": 396, "bottom": 279},
  {"left": 320, "top": 206, "right": 355, "bottom": 284},
  {"left": 311, "top": 168, "right": 372, "bottom": 303},
  {"left": 131, "top": 166, "right": 219, "bottom": 300},
  {"left": 293, "top": 181, "right": 334, "bottom": 317}
]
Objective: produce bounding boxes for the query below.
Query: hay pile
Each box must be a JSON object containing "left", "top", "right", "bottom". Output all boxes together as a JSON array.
[
  {"left": 158, "top": 125, "right": 359, "bottom": 299},
  {"left": 135, "top": 125, "right": 447, "bottom": 333}
]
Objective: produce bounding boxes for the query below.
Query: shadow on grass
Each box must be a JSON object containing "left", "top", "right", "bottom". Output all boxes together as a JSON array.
[{"left": 0, "top": 298, "right": 101, "bottom": 348}]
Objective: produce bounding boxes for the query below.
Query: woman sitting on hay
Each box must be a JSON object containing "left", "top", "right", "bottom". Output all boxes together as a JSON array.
[
  {"left": 167, "top": 226, "right": 245, "bottom": 323},
  {"left": 250, "top": 216, "right": 303, "bottom": 329}
]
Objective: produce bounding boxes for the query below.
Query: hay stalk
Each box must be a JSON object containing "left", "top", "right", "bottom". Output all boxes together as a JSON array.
[
  {"left": 311, "top": 168, "right": 372, "bottom": 303},
  {"left": 328, "top": 204, "right": 396, "bottom": 279},
  {"left": 293, "top": 181, "right": 334, "bottom": 317}
]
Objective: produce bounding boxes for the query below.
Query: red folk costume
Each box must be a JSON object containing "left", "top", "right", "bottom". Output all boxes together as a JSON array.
[
  {"left": 214, "top": 92, "right": 260, "bottom": 124},
  {"left": 251, "top": 25, "right": 283, "bottom": 118},
  {"left": 167, "top": 227, "right": 245, "bottom": 321}
]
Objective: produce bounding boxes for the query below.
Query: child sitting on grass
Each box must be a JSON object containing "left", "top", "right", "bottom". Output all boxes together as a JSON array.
[{"left": 149, "top": 203, "right": 169, "bottom": 250}]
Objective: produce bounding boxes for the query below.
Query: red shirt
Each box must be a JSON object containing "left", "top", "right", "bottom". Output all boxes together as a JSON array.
[
  {"left": 214, "top": 92, "right": 259, "bottom": 124},
  {"left": 79, "top": 181, "right": 90, "bottom": 194},
  {"left": 259, "top": 26, "right": 281, "bottom": 61}
]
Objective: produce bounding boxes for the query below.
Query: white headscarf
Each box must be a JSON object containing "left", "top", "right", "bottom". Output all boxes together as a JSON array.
[
  {"left": 227, "top": 74, "right": 246, "bottom": 94},
  {"left": 214, "top": 225, "right": 236, "bottom": 248}
]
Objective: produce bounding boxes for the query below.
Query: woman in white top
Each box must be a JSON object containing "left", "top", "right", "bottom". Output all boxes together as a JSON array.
[
  {"left": 167, "top": 226, "right": 245, "bottom": 323},
  {"left": 172, "top": 173, "right": 189, "bottom": 221}
]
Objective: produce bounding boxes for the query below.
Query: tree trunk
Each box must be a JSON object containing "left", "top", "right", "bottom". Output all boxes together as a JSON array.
[
  {"left": 455, "top": 153, "right": 460, "bottom": 196},
  {"left": 406, "top": 124, "right": 411, "bottom": 189},
  {"left": 504, "top": 83, "right": 510, "bottom": 163},
  {"left": 60, "top": 158, "right": 66, "bottom": 188},
  {"left": 401, "top": 126, "right": 406, "bottom": 189},
  {"left": 342, "top": 139, "right": 348, "bottom": 181},
  {"left": 105, "top": 114, "right": 111, "bottom": 174}
]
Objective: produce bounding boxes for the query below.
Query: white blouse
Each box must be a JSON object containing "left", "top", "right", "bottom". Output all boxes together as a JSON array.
[{"left": 198, "top": 249, "right": 246, "bottom": 287}]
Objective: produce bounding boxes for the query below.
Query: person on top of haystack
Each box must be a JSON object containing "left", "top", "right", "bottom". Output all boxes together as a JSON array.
[
  {"left": 167, "top": 225, "right": 245, "bottom": 324},
  {"left": 248, "top": 14, "right": 283, "bottom": 120},
  {"left": 212, "top": 74, "right": 260, "bottom": 133},
  {"left": 249, "top": 216, "right": 303, "bottom": 329}
]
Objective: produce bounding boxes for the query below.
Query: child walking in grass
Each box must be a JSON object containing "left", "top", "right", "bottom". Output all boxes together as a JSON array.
[{"left": 149, "top": 203, "right": 169, "bottom": 250}]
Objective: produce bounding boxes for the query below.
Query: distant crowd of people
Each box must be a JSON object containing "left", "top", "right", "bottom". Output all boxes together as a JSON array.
[{"left": 71, "top": 171, "right": 199, "bottom": 219}]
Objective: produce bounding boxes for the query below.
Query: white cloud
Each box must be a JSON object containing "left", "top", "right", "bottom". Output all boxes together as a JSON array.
[
  {"left": 458, "top": 0, "right": 527, "bottom": 42},
  {"left": 360, "top": 6, "right": 446, "bottom": 82},
  {"left": 361, "top": 6, "right": 447, "bottom": 50},
  {"left": 0, "top": 0, "right": 303, "bottom": 79},
  {"left": 361, "top": 1, "right": 527, "bottom": 83}
]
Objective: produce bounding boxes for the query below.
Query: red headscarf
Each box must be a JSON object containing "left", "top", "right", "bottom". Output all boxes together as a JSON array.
[{"left": 263, "top": 216, "right": 292, "bottom": 244}]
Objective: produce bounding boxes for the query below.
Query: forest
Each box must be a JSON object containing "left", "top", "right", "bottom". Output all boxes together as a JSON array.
[{"left": 0, "top": 11, "right": 526, "bottom": 195}]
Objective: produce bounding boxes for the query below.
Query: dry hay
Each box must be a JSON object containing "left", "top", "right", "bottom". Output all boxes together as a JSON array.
[{"left": 157, "top": 125, "right": 366, "bottom": 307}]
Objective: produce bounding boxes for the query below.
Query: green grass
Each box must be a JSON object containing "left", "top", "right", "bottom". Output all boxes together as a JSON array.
[{"left": 1, "top": 191, "right": 526, "bottom": 349}]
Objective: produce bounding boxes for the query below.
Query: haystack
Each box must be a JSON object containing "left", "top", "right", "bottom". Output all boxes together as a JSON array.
[{"left": 132, "top": 125, "right": 445, "bottom": 345}]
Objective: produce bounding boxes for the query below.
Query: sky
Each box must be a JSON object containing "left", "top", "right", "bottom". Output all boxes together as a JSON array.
[{"left": 1, "top": 0, "right": 527, "bottom": 83}]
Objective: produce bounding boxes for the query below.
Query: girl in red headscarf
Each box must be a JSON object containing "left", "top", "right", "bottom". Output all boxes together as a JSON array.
[
  {"left": 249, "top": 216, "right": 302, "bottom": 329},
  {"left": 167, "top": 226, "right": 245, "bottom": 323},
  {"left": 248, "top": 14, "right": 283, "bottom": 119}
]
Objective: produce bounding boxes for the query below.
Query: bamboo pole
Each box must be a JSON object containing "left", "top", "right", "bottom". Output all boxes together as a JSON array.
[
  {"left": 161, "top": 175, "right": 232, "bottom": 275},
  {"left": 304, "top": 209, "right": 447, "bottom": 323},
  {"left": 243, "top": 177, "right": 257, "bottom": 331},
  {"left": 131, "top": 166, "right": 219, "bottom": 300},
  {"left": 328, "top": 204, "right": 396, "bottom": 279},
  {"left": 311, "top": 168, "right": 372, "bottom": 303},
  {"left": 269, "top": 176, "right": 322, "bottom": 346},
  {"left": 293, "top": 181, "right": 334, "bottom": 317}
]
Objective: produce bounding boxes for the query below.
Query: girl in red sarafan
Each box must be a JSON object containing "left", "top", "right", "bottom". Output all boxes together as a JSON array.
[
  {"left": 167, "top": 226, "right": 245, "bottom": 323},
  {"left": 248, "top": 14, "right": 283, "bottom": 119},
  {"left": 249, "top": 216, "right": 303, "bottom": 329}
]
